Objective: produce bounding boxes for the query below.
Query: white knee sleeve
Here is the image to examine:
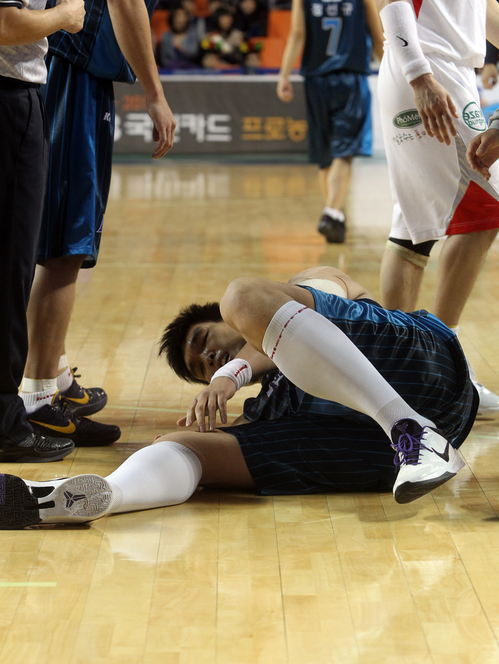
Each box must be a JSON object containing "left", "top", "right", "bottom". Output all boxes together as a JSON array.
[{"left": 106, "top": 441, "right": 202, "bottom": 514}]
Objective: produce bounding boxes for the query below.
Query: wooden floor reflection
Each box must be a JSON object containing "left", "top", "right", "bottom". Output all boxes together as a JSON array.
[{"left": 2, "top": 156, "right": 499, "bottom": 664}]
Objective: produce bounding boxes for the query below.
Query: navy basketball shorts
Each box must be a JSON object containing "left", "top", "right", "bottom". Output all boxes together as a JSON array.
[
  {"left": 304, "top": 71, "right": 372, "bottom": 169},
  {"left": 38, "top": 53, "right": 115, "bottom": 268},
  {"left": 223, "top": 413, "right": 396, "bottom": 496}
]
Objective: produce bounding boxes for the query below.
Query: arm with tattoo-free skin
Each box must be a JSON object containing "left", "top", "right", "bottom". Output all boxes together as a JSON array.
[
  {"left": 276, "top": 0, "right": 305, "bottom": 103},
  {"left": 107, "top": 0, "right": 176, "bottom": 158},
  {"left": 179, "top": 343, "right": 275, "bottom": 433},
  {"left": 0, "top": 0, "right": 85, "bottom": 45},
  {"left": 365, "top": 0, "right": 384, "bottom": 62}
]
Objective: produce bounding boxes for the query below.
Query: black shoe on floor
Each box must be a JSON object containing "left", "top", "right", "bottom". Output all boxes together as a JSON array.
[
  {"left": 318, "top": 213, "right": 346, "bottom": 244},
  {"left": 29, "top": 394, "right": 121, "bottom": 447},
  {"left": 0, "top": 432, "right": 74, "bottom": 463},
  {"left": 61, "top": 368, "right": 107, "bottom": 417}
]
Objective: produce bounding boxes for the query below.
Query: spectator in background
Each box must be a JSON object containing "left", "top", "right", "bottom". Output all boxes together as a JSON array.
[
  {"left": 234, "top": 0, "right": 268, "bottom": 38},
  {"left": 201, "top": 6, "right": 249, "bottom": 68},
  {"left": 179, "top": 0, "right": 207, "bottom": 39},
  {"left": 159, "top": 6, "right": 202, "bottom": 69}
]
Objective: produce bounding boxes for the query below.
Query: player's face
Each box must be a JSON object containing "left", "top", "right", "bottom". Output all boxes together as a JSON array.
[{"left": 183, "top": 321, "right": 246, "bottom": 382}]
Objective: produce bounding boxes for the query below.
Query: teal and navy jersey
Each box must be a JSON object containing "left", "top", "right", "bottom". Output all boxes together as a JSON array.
[
  {"left": 46, "top": 0, "right": 156, "bottom": 83},
  {"left": 300, "top": 0, "right": 371, "bottom": 77}
]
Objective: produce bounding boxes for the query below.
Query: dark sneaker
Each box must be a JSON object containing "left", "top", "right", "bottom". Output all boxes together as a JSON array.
[
  {"left": 0, "top": 432, "right": 74, "bottom": 463},
  {"left": 29, "top": 394, "right": 121, "bottom": 447},
  {"left": 317, "top": 213, "right": 346, "bottom": 244},
  {"left": 0, "top": 474, "right": 113, "bottom": 529},
  {"left": 391, "top": 418, "right": 465, "bottom": 504},
  {"left": 61, "top": 368, "right": 107, "bottom": 417}
]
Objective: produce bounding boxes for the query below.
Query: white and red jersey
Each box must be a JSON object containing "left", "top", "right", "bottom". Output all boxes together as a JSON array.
[{"left": 410, "top": 0, "right": 486, "bottom": 69}]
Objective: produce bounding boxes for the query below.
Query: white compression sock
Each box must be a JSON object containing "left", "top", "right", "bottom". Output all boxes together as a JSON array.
[
  {"left": 262, "top": 301, "right": 435, "bottom": 438},
  {"left": 105, "top": 441, "right": 202, "bottom": 513}
]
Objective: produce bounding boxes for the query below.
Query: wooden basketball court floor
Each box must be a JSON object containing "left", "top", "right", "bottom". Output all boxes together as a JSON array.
[{"left": 2, "top": 156, "right": 499, "bottom": 664}]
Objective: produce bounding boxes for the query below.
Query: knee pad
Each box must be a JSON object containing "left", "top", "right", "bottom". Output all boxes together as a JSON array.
[{"left": 386, "top": 237, "right": 437, "bottom": 268}]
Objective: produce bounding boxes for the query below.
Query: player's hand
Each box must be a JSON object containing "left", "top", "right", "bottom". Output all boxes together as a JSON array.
[
  {"left": 482, "top": 63, "right": 498, "bottom": 90},
  {"left": 466, "top": 128, "right": 499, "bottom": 180},
  {"left": 145, "top": 94, "right": 177, "bottom": 159},
  {"left": 277, "top": 78, "right": 293, "bottom": 102},
  {"left": 178, "top": 377, "right": 237, "bottom": 432},
  {"left": 56, "top": 0, "right": 86, "bottom": 33},
  {"left": 410, "top": 73, "right": 458, "bottom": 145}
]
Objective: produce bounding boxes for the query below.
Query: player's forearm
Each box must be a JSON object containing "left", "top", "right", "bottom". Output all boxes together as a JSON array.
[
  {"left": 279, "top": 31, "right": 304, "bottom": 80},
  {"left": 0, "top": 5, "right": 71, "bottom": 46},
  {"left": 486, "top": 0, "right": 499, "bottom": 50},
  {"left": 107, "top": 0, "right": 163, "bottom": 100},
  {"left": 365, "top": 0, "right": 384, "bottom": 61}
]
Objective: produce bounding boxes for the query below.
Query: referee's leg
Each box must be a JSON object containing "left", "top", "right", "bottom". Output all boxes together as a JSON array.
[{"left": 0, "top": 86, "right": 48, "bottom": 442}]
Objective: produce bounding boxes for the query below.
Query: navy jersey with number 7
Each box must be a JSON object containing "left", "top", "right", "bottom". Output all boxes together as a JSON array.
[{"left": 300, "top": 0, "right": 372, "bottom": 76}]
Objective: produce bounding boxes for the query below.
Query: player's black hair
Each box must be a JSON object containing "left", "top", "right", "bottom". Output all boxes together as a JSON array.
[{"left": 159, "top": 302, "right": 223, "bottom": 384}]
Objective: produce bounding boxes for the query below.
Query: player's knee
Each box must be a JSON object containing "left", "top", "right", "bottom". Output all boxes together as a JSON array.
[
  {"left": 155, "top": 431, "right": 206, "bottom": 466},
  {"left": 386, "top": 237, "right": 437, "bottom": 268}
]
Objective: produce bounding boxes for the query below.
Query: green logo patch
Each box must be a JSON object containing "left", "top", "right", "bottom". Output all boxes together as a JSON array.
[
  {"left": 393, "top": 109, "right": 422, "bottom": 128},
  {"left": 463, "top": 102, "right": 486, "bottom": 131}
]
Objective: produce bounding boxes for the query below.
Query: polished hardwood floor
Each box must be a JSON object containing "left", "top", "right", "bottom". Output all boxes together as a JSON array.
[{"left": 2, "top": 156, "right": 499, "bottom": 664}]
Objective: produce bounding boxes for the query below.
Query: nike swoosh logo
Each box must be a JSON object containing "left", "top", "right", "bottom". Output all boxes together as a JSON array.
[
  {"left": 65, "top": 393, "right": 90, "bottom": 405},
  {"left": 30, "top": 420, "right": 76, "bottom": 435},
  {"left": 431, "top": 443, "right": 450, "bottom": 463},
  {"left": 397, "top": 36, "right": 409, "bottom": 47}
]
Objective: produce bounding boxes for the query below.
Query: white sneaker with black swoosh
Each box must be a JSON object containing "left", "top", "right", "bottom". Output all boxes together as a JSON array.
[{"left": 390, "top": 418, "right": 465, "bottom": 504}]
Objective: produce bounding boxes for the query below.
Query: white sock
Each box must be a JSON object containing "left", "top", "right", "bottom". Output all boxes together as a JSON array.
[
  {"left": 105, "top": 441, "right": 202, "bottom": 513},
  {"left": 56, "top": 364, "right": 73, "bottom": 393},
  {"left": 262, "top": 301, "right": 435, "bottom": 439},
  {"left": 20, "top": 378, "right": 58, "bottom": 414},
  {"left": 323, "top": 207, "right": 345, "bottom": 222}
]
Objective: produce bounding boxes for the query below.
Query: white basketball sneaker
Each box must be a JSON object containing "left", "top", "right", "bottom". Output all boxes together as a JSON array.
[
  {"left": 474, "top": 382, "right": 499, "bottom": 416},
  {"left": 391, "top": 419, "right": 465, "bottom": 504},
  {"left": 0, "top": 474, "right": 113, "bottom": 529}
]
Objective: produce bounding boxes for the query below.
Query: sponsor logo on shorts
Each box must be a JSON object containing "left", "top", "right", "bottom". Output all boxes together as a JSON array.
[
  {"left": 463, "top": 102, "right": 486, "bottom": 132},
  {"left": 393, "top": 109, "right": 422, "bottom": 129},
  {"left": 103, "top": 112, "right": 112, "bottom": 122}
]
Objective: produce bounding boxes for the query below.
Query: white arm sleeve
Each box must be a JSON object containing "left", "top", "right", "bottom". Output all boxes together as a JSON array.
[{"left": 380, "top": 1, "right": 432, "bottom": 83}]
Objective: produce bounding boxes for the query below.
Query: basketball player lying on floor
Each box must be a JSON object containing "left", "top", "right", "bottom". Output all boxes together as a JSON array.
[{"left": 0, "top": 267, "right": 477, "bottom": 529}]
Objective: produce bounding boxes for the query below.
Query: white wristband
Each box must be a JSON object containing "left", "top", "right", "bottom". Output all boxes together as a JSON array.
[
  {"left": 211, "top": 359, "right": 253, "bottom": 391},
  {"left": 380, "top": 1, "right": 432, "bottom": 84}
]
